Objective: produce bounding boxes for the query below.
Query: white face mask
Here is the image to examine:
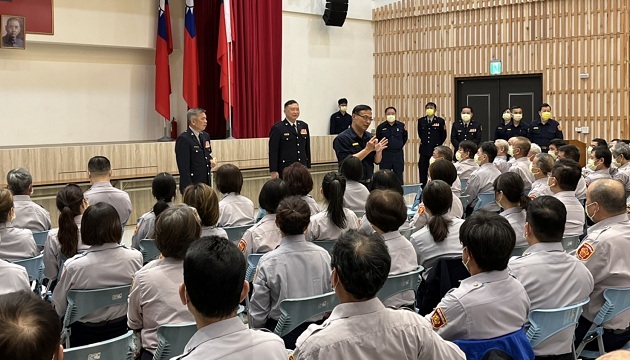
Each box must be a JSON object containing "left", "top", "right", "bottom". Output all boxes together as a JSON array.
[
  {"left": 585, "top": 202, "right": 598, "bottom": 223},
  {"left": 495, "top": 192, "right": 503, "bottom": 208},
  {"left": 462, "top": 247, "right": 471, "bottom": 273},
  {"left": 386, "top": 114, "right": 396, "bottom": 123},
  {"left": 456, "top": 151, "right": 464, "bottom": 162},
  {"left": 513, "top": 114, "right": 523, "bottom": 121},
  {"left": 461, "top": 114, "right": 472, "bottom": 122}
]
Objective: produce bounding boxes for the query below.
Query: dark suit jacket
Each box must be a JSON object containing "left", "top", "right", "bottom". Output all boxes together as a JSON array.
[
  {"left": 175, "top": 128, "right": 213, "bottom": 193},
  {"left": 268, "top": 119, "right": 311, "bottom": 177}
]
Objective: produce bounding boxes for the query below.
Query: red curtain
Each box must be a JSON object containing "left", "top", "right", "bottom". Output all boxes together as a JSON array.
[{"left": 195, "top": 0, "right": 282, "bottom": 139}]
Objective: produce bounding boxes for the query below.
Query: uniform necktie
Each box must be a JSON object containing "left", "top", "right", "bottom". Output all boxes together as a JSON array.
[{"left": 293, "top": 123, "right": 297, "bottom": 133}]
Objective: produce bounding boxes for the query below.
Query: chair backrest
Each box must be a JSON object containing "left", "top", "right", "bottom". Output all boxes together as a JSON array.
[
  {"left": 152, "top": 322, "right": 197, "bottom": 360},
  {"left": 245, "top": 253, "right": 264, "bottom": 282},
  {"left": 63, "top": 330, "right": 134, "bottom": 360},
  {"left": 31, "top": 230, "right": 49, "bottom": 247},
  {"left": 461, "top": 179, "right": 468, "bottom": 191},
  {"left": 223, "top": 224, "right": 253, "bottom": 243},
  {"left": 376, "top": 267, "right": 423, "bottom": 302},
  {"left": 402, "top": 183, "right": 423, "bottom": 210},
  {"left": 354, "top": 210, "right": 365, "bottom": 219},
  {"left": 561, "top": 235, "right": 580, "bottom": 252},
  {"left": 139, "top": 239, "right": 160, "bottom": 263},
  {"left": 453, "top": 327, "right": 535, "bottom": 360},
  {"left": 593, "top": 288, "right": 630, "bottom": 326},
  {"left": 13, "top": 254, "right": 44, "bottom": 282},
  {"left": 511, "top": 246, "right": 528, "bottom": 257},
  {"left": 474, "top": 192, "right": 495, "bottom": 211},
  {"left": 313, "top": 239, "right": 336, "bottom": 255},
  {"left": 527, "top": 298, "right": 589, "bottom": 347},
  {"left": 459, "top": 195, "right": 471, "bottom": 210},
  {"left": 63, "top": 285, "right": 132, "bottom": 329},
  {"left": 399, "top": 226, "right": 414, "bottom": 240},
  {"left": 274, "top": 292, "right": 339, "bottom": 337}
]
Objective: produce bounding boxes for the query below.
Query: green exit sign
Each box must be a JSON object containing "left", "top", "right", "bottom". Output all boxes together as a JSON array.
[{"left": 490, "top": 60, "right": 502, "bottom": 75}]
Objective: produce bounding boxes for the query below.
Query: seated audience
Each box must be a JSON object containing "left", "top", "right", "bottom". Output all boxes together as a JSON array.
[
  {"left": 585, "top": 146, "right": 613, "bottom": 186},
  {"left": 557, "top": 144, "right": 587, "bottom": 199},
  {"left": 454, "top": 140, "right": 479, "bottom": 182},
  {"left": 528, "top": 153, "right": 555, "bottom": 198},
  {"left": 366, "top": 189, "right": 418, "bottom": 307},
  {"left": 426, "top": 210, "right": 530, "bottom": 341},
  {"left": 131, "top": 172, "right": 176, "bottom": 249},
  {"left": 216, "top": 164, "right": 255, "bottom": 227},
  {"left": 548, "top": 138, "right": 567, "bottom": 159},
  {"left": 508, "top": 136, "right": 535, "bottom": 190},
  {"left": 359, "top": 170, "right": 407, "bottom": 234},
  {"left": 612, "top": 142, "right": 630, "bottom": 193},
  {"left": 293, "top": 230, "right": 466, "bottom": 360},
  {"left": 239, "top": 179, "right": 288, "bottom": 256},
  {"left": 283, "top": 162, "right": 320, "bottom": 215},
  {"left": 84, "top": 156, "right": 133, "bottom": 226},
  {"left": 183, "top": 183, "right": 228, "bottom": 239},
  {"left": 0, "top": 291, "right": 63, "bottom": 360},
  {"left": 128, "top": 206, "right": 199, "bottom": 360},
  {"left": 0, "top": 188, "right": 38, "bottom": 261},
  {"left": 550, "top": 159, "right": 586, "bottom": 237},
  {"left": 509, "top": 196, "right": 594, "bottom": 359},
  {"left": 432, "top": 145, "right": 464, "bottom": 195},
  {"left": 574, "top": 179, "right": 630, "bottom": 352},
  {"left": 494, "top": 139, "right": 512, "bottom": 173},
  {"left": 494, "top": 172, "right": 529, "bottom": 248},
  {"left": 462, "top": 141, "right": 501, "bottom": 212},
  {"left": 174, "top": 236, "right": 287, "bottom": 360},
  {"left": 250, "top": 196, "right": 331, "bottom": 348},
  {"left": 528, "top": 143, "right": 542, "bottom": 163},
  {"left": 52, "top": 202, "right": 143, "bottom": 347},
  {"left": 307, "top": 172, "right": 358, "bottom": 241},
  {"left": 44, "top": 184, "right": 90, "bottom": 285},
  {"left": 340, "top": 155, "right": 370, "bottom": 213},
  {"left": 0, "top": 259, "right": 30, "bottom": 295},
  {"left": 6, "top": 168, "right": 51, "bottom": 231}
]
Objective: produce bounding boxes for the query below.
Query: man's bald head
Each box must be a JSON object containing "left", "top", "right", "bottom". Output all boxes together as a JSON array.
[
  {"left": 588, "top": 178, "right": 627, "bottom": 215},
  {"left": 597, "top": 350, "right": 630, "bottom": 360}
]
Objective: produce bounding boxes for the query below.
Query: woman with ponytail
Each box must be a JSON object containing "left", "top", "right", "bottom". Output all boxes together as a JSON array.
[
  {"left": 493, "top": 172, "right": 529, "bottom": 247},
  {"left": 44, "top": 184, "right": 89, "bottom": 284},
  {"left": 306, "top": 172, "right": 358, "bottom": 241},
  {"left": 409, "top": 180, "right": 464, "bottom": 273},
  {"left": 132, "top": 173, "right": 176, "bottom": 249}
]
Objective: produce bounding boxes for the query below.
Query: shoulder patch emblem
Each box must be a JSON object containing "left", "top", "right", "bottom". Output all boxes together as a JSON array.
[
  {"left": 133, "top": 224, "right": 139, "bottom": 234},
  {"left": 576, "top": 242, "right": 595, "bottom": 261},
  {"left": 431, "top": 307, "right": 448, "bottom": 330},
  {"left": 238, "top": 239, "right": 247, "bottom": 252}
]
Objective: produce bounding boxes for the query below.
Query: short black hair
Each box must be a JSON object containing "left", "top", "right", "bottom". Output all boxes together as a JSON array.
[
  {"left": 258, "top": 179, "right": 288, "bottom": 214},
  {"left": 526, "top": 196, "right": 566, "bottom": 243},
  {"left": 591, "top": 138, "right": 608, "bottom": 148},
  {"left": 81, "top": 202, "right": 122, "bottom": 246},
  {"left": 370, "top": 170, "right": 403, "bottom": 194},
  {"left": 557, "top": 144, "right": 580, "bottom": 162},
  {"left": 479, "top": 141, "right": 498, "bottom": 162},
  {"left": 434, "top": 146, "right": 454, "bottom": 162},
  {"left": 460, "top": 211, "right": 515, "bottom": 272},
  {"left": 425, "top": 102, "right": 437, "bottom": 109},
  {"left": 539, "top": 103, "right": 552, "bottom": 111},
  {"left": 331, "top": 230, "right": 391, "bottom": 300},
  {"left": 461, "top": 105, "right": 473, "bottom": 113},
  {"left": 551, "top": 159, "right": 582, "bottom": 191},
  {"left": 459, "top": 140, "right": 478, "bottom": 158},
  {"left": 340, "top": 155, "right": 363, "bottom": 182},
  {"left": 352, "top": 104, "right": 372, "bottom": 115},
  {"left": 155, "top": 205, "right": 201, "bottom": 260},
  {"left": 184, "top": 236, "right": 246, "bottom": 319},
  {"left": 549, "top": 138, "right": 567, "bottom": 149},
  {"left": 511, "top": 105, "right": 522, "bottom": 112},
  {"left": 215, "top": 164, "right": 244, "bottom": 194},
  {"left": 276, "top": 196, "right": 311, "bottom": 235},
  {"left": 429, "top": 159, "right": 457, "bottom": 186},
  {"left": 284, "top": 100, "right": 298, "bottom": 109},
  {"left": 87, "top": 156, "right": 111, "bottom": 175},
  {"left": 365, "top": 190, "right": 407, "bottom": 233},
  {"left": 338, "top": 98, "right": 348, "bottom": 106},
  {"left": 592, "top": 146, "right": 612, "bottom": 167},
  {"left": 151, "top": 172, "right": 177, "bottom": 217},
  {"left": 384, "top": 106, "right": 397, "bottom": 113}
]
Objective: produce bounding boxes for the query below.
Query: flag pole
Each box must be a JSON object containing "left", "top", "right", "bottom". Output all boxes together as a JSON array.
[
  {"left": 158, "top": 117, "right": 173, "bottom": 142},
  {"left": 226, "top": 33, "right": 234, "bottom": 139}
]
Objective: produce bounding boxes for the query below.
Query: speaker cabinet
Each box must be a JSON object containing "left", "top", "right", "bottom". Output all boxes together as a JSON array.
[{"left": 322, "top": 0, "right": 348, "bottom": 27}]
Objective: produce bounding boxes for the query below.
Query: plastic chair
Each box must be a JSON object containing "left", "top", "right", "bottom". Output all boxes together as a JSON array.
[
  {"left": 473, "top": 192, "right": 495, "bottom": 211},
  {"left": 152, "top": 322, "right": 197, "bottom": 360},
  {"left": 223, "top": 224, "right": 253, "bottom": 244},
  {"left": 63, "top": 330, "right": 134, "bottom": 360},
  {"left": 561, "top": 235, "right": 580, "bottom": 252},
  {"left": 245, "top": 253, "right": 264, "bottom": 327},
  {"left": 527, "top": 298, "right": 589, "bottom": 359},
  {"left": 273, "top": 291, "right": 339, "bottom": 337},
  {"left": 13, "top": 254, "right": 44, "bottom": 294},
  {"left": 403, "top": 184, "right": 422, "bottom": 212},
  {"left": 313, "top": 239, "right": 336, "bottom": 254},
  {"left": 454, "top": 327, "right": 535, "bottom": 360},
  {"left": 511, "top": 246, "right": 528, "bottom": 257},
  {"left": 461, "top": 179, "right": 468, "bottom": 191},
  {"left": 376, "top": 267, "right": 423, "bottom": 303},
  {"left": 459, "top": 195, "right": 471, "bottom": 210},
  {"left": 61, "top": 285, "right": 132, "bottom": 348},
  {"left": 139, "top": 239, "right": 160, "bottom": 264},
  {"left": 32, "top": 230, "right": 49, "bottom": 247},
  {"left": 577, "top": 288, "right": 630, "bottom": 358},
  {"left": 354, "top": 210, "right": 365, "bottom": 219},
  {"left": 399, "top": 226, "right": 413, "bottom": 240}
]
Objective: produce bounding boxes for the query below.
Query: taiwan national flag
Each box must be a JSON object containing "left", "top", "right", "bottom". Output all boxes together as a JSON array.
[
  {"left": 183, "top": 0, "right": 199, "bottom": 108},
  {"left": 155, "top": 0, "right": 173, "bottom": 120}
]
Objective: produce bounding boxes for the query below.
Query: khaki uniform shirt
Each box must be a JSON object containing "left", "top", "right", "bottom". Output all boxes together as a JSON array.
[
  {"left": 0, "top": 223, "right": 38, "bottom": 261},
  {"left": 131, "top": 202, "right": 174, "bottom": 249},
  {"left": 84, "top": 181, "right": 133, "bottom": 226},
  {"left": 0, "top": 258, "right": 31, "bottom": 295},
  {"left": 381, "top": 231, "right": 418, "bottom": 307},
  {"left": 306, "top": 208, "right": 359, "bottom": 241},
  {"left": 44, "top": 215, "right": 90, "bottom": 281},
  {"left": 508, "top": 157, "right": 535, "bottom": 189},
  {"left": 301, "top": 195, "right": 321, "bottom": 216},
  {"left": 529, "top": 178, "right": 553, "bottom": 199},
  {"left": 239, "top": 214, "right": 282, "bottom": 257},
  {"left": 342, "top": 180, "right": 369, "bottom": 213},
  {"left": 409, "top": 217, "right": 464, "bottom": 271},
  {"left": 494, "top": 155, "right": 511, "bottom": 173},
  {"left": 553, "top": 191, "right": 585, "bottom": 237},
  {"left": 410, "top": 194, "right": 463, "bottom": 233},
  {"left": 200, "top": 226, "right": 228, "bottom": 239},
  {"left": 12, "top": 195, "right": 52, "bottom": 231},
  {"left": 585, "top": 169, "right": 613, "bottom": 187},
  {"left": 500, "top": 207, "right": 528, "bottom": 248},
  {"left": 217, "top": 193, "right": 255, "bottom": 227},
  {"left": 454, "top": 159, "right": 479, "bottom": 182},
  {"left": 463, "top": 163, "right": 501, "bottom": 211},
  {"left": 451, "top": 175, "right": 463, "bottom": 197}
]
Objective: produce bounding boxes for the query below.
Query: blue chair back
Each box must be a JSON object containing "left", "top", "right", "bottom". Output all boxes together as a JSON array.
[
  {"left": 61, "top": 285, "right": 131, "bottom": 347},
  {"left": 459, "top": 195, "right": 471, "bottom": 210},
  {"left": 454, "top": 327, "right": 535, "bottom": 360},
  {"left": 32, "top": 230, "right": 49, "bottom": 247},
  {"left": 13, "top": 254, "right": 44, "bottom": 283},
  {"left": 223, "top": 224, "right": 253, "bottom": 244},
  {"left": 139, "top": 239, "right": 160, "bottom": 263},
  {"left": 274, "top": 292, "right": 339, "bottom": 337},
  {"left": 561, "top": 235, "right": 580, "bottom": 252},
  {"left": 63, "top": 330, "right": 134, "bottom": 360},
  {"left": 245, "top": 253, "right": 264, "bottom": 283},
  {"left": 376, "top": 267, "right": 423, "bottom": 303},
  {"left": 527, "top": 298, "right": 589, "bottom": 349},
  {"left": 473, "top": 192, "right": 495, "bottom": 211},
  {"left": 313, "top": 239, "right": 336, "bottom": 255},
  {"left": 153, "top": 322, "right": 197, "bottom": 360},
  {"left": 461, "top": 179, "right": 468, "bottom": 191},
  {"left": 403, "top": 183, "right": 423, "bottom": 211}
]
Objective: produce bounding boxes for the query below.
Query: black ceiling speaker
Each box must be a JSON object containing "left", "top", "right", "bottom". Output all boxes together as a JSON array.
[{"left": 323, "top": 0, "right": 348, "bottom": 27}]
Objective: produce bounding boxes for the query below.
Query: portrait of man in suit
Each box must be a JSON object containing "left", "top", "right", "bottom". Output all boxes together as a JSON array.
[{"left": 1, "top": 15, "right": 25, "bottom": 49}]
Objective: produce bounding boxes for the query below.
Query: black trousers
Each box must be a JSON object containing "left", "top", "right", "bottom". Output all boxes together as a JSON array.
[
  {"left": 265, "top": 318, "right": 321, "bottom": 349},
  {"left": 574, "top": 315, "right": 630, "bottom": 353},
  {"left": 418, "top": 155, "right": 430, "bottom": 186},
  {"left": 138, "top": 348, "right": 154, "bottom": 360},
  {"left": 69, "top": 316, "right": 128, "bottom": 348},
  {"left": 380, "top": 162, "right": 404, "bottom": 184}
]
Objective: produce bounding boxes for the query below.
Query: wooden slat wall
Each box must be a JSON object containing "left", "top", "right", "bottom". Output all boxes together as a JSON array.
[{"left": 373, "top": 0, "right": 630, "bottom": 185}]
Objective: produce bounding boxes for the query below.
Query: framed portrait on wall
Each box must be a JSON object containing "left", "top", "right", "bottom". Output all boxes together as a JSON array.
[
  {"left": 0, "top": 0, "right": 53, "bottom": 35},
  {"left": 1, "top": 15, "right": 25, "bottom": 49}
]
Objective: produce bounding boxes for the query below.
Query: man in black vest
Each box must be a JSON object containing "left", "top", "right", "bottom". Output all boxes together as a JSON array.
[
  {"left": 175, "top": 108, "right": 216, "bottom": 194},
  {"left": 269, "top": 100, "right": 311, "bottom": 179}
]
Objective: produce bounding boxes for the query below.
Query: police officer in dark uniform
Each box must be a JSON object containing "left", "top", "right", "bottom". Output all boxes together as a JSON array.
[
  {"left": 376, "top": 106, "right": 408, "bottom": 184},
  {"left": 528, "top": 103, "right": 563, "bottom": 152},
  {"left": 494, "top": 108, "right": 512, "bottom": 140},
  {"left": 505, "top": 105, "right": 530, "bottom": 139},
  {"left": 329, "top": 98, "right": 352, "bottom": 135},
  {"left": 269, "top": 100, "right": 311, "bottom": 179},
  {"left": 417, "top": 102, "right": 447, "bottom": 186},
  {"left": 451, "top": 106, "right": 482, "bottom": 149},
  {"left": 175, "top": 108, "right": 215, "bottom": 194}
]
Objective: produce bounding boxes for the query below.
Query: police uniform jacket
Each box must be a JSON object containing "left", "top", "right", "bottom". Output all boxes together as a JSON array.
[
  {"left": 451, "top": 120, "right": 482, "bottom": 149},
  {"left": 528, "top": 120, "right": 563, "bottom": 151},
  {"left": 505, "top": 121, "right": 530, "bottom": 139},
  {"left": 0, "top": 258, "right": 30, "bottom": 295},
  {"left": 509, "top": 242, "right": 594, "bottom": 356},
  {"left": 382, "top": 231, "right": 418, "bottom": 307},
  {"left": 12, "top": 195, "right": 52, "bottom": 231},
  {"left": 52, "top": 242, "right": 142, "bottom": 321},
  {"left": 494, "top": 121, "right": 511, "bottom": 141},
  {"left": 329, "top": 111, "right": 352, "bottom": 135},
  {"left": 173, "top": 317, "right": 287, "bottom": 360},
  {"left": 43, "top": 215, "right": 90, "bottom": 281},
  {"left": 293, "top": 297, "right": 466, "bottom": 360},
  {"left": 418, "top": 116, "right": 447, "bottom": 156},
  {"left": 175, "top": 128, "right": 213, "bottom": 194},
  {"left": 238, "top": 214, "right": 282, "bottom": 257},
  {"left": 128, "top": 257, "right": 195, "bottom": 354},
  {"left": 342, "top": 180, "right": 369, "bottom": 213},
  {"left": 131, "top": 202, "right": 174, "bottom": 249},
  {"left": 575, "top": 214, "right": 630, "bottom": 330},
  {"left": 84, "top": 181, "right": 133, "bottom": 226},
  {"left": 427, "top": 269, "right": 530, "bottom": 341},
  {"left": 376, "top": 120, "right": 408, "bottom": 163},
  {"left": 249, "top": 234, "right": 331, "bottom": 328},
  {"left": 306, "top": 208, "right": 358, "bottom": 242},
  {"left": 269, "top": 119, "right": 311, "bottom": 176},
  {"left": 553, "top": 191, "right": 585, "bottom": 237},
  {"left": 217, "top": 193, "right": 255, "bottom": 227},
  {"left": 500, "top": 207, "right": 527, "bottom": 248},
  {"left": 0, "top": 223, "right": 38, "bottom": 261},
  {"left": 333, "top": 127, "right": 376, "bottom": 182}
]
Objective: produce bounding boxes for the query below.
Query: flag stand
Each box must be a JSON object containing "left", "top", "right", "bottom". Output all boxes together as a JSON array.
[
  {"left": 158, "top": 117, "right": 173, "bottom": 142},
  {"left": 226, "top": 39, "right": 235, "bottom": 139}
]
